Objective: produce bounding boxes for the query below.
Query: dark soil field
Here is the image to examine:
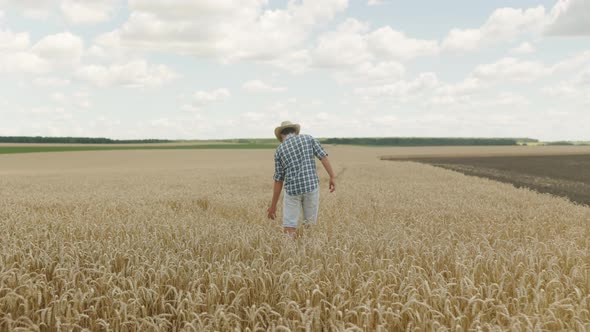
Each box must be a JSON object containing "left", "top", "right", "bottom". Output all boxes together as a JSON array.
[{"left": 388, "top": 154, "right": 590, "bottom": 206}]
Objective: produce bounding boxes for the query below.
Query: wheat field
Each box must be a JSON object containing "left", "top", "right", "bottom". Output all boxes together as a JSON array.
[{"left": 1, "top": 146, "right": 589, "bottom": 331}]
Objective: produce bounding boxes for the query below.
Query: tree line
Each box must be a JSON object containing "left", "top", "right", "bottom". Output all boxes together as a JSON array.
[
  {"left": 0, "top": 136, "right": 172, "bottom": 144},
  {"left": 322, "top": 137, "right": 525, "bottom": 146}
]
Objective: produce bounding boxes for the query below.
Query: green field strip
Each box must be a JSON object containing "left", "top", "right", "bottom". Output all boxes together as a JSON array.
[{"left": 0, "top": 144, "right": 278, "bottom": 155}]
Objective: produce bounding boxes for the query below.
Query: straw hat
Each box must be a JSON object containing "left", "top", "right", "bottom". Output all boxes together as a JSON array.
[{"left": 274, "top": 121, "right": 301, "bottom": 142}]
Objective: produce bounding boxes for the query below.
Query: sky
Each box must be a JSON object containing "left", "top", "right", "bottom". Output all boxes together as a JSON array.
[{"left": 0, "top": 0, "right": 589, "bottom": 141}]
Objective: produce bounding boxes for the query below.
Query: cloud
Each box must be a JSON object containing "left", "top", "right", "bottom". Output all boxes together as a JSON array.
[
  {"left": 60, "top": 0, "right": 118, "bottom": 24},
  {"left": 242, "top": 80, "right": 286, "bottom": 93},
  {"left": 442, "top": 6, "right": 546, "bottom": 52},
  {"left": 546, "top": 0, "right": 590, "bottom": 36},
  {"left": 0, "top": 29, "right": 30, "bottom": 51},
  {"left": 471, "top": 57, "right": 550, "bottom": 82},
  {"left": 313, "top": 19, "right": 371, "bottom": 67},
  {"left": 311, "top": 18, "right": 435, "bottom": 85},
  {"left": 313, "top": 18, "right": 438, "bottom": 68},
  {"left": 0, "top": 51, "right": 50, "bottom": 74},
  {"left": 543, "top": 64, "right": 590, "bottom": 101},
  {"left": 1, "top": 0, "right": 119, "bottom": 23},
  {"left": 510, "top": 42, "right": 536, "bottom": 55},
  {"left": 76, "top": 60, "right": 178, "bottom": 87},
  {"left": 354, "top": 72, "right": 439, "bottom": 101},
  {"left": 0, "top": 0, "right": 55, "bottom": 19},
  {"left": 182, "top": 88, "right": 231, "bottom": 112},
  {"left": 551, "top": 50, "right": 590, "bottom": 73},
  {"left": 367, "top": 26, "right": 439, "bottom": 60},
  {"left": 333, "top": 60, "right": 405, "bottom": 84},
  {"left": 48, "top": 90, "right": 91, "bottom": 109},
  {"left": 0, "top": 30, "right": 84, "bottom": 74},
  {"left": 32, "top": 32, "right": 84, "bottom": 65},
  {"left": 33, "top": 77, "right": 71, "bottom": 87},
  {"left": 96, "top": 0, "right": 348, "bottom": 65},
  {"left": 367, "top": 0, "right": 384, "bottom": 5}
]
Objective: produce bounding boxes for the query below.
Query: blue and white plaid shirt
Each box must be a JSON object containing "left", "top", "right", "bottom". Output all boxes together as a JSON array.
[{"left": 273, "top": 134, "right": 328, "bottom": 196}]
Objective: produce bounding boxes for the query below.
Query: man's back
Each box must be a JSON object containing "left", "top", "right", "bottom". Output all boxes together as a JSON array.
[{"left": 273, "top": 134, "right": 327, "bottom": 196}]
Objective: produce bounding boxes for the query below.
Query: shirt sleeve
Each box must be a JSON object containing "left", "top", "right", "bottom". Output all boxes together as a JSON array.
[
  {"left": 312, "top": 137, "right": 328, "bottom": 160},
  {"left": 273, "top": 151, "right": 285, "bottom": 181}
]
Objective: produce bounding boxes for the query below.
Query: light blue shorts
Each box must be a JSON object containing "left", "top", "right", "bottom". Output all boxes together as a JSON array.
[{"left": 283, "top": 188, "right": 319, "bottom": 228}]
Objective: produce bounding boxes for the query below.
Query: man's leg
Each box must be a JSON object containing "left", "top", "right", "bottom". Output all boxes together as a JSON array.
[
  {"left": 283, "top": 191, "right": 301, "bottom": 239},
  {"left": 302, "top": 188, "right": 320, "bottom": 228}
]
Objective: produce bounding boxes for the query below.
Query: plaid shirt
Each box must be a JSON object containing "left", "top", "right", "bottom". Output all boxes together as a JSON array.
[{"left": 273, "top": 134, "right": 328, "bottom": 195}]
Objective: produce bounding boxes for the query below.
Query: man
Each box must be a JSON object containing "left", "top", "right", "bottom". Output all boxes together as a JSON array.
[{"left": 267, "top": 121, "right": 336, "bottom": 238}]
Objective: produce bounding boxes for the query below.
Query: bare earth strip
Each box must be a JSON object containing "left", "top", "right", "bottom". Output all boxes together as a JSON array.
[
  {"left": 0, "top": 146, "right": 589, "bottom": 330},
  {"left": 384, "top": 153, "right": 590, "bottom": 206}
]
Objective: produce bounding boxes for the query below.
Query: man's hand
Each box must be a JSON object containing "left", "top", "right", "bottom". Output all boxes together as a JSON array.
[
  {"left": 267, "top": 205, "right": 277, "bottom": 220},
  {"left": 320, "top": 157, "right": 336, "bottom": 193}
]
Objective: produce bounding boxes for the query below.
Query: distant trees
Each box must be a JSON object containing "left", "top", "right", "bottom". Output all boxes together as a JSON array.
[
  {"left": 322, "top": 137, "right": 520, "bottom": 146},
  {"left": 0, "top": 136, "right": 172, "bottom": 144},
  {"left": 545, "top": 141, "right": 575, "bottom": 146}
]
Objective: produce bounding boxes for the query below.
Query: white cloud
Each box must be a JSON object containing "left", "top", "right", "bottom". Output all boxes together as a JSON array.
[
  {"left": 33, "top": 77, "right": 71, "bottom": 87},
  {"left": 543, "top": 82, "right": 580, "bottom": 98},
  {"left": 367, "top": 0, "right": 384, "bottom": 5},
  {"left": 97, "top": 0, "right": 348, "bottom": 66},
  {"left": 551, "top": 50, "right": 590, "bottom": 73},
  {"left": 0, "top": 0, "right": 55, "bottom": 19},
  {"left": 313, "top": 19, "right": 371, "bottom": 67},
  {"left": 367, "top": 26, "right": 439, "bottom": 60},
  {"left": 442, "top": 7, "right": 546, "bottom": 52},
  {"left": 510, "top": 42, "right": 535, "bottom": 55},
  {"left": 429, "top": 77, "right": 483, "bottom": 106},
  {"left": 32, "top": 32, "right": 84, "bottom": 65},
  {"left": 242, "top": 80, "right": 286, "bottom": 93},
  {"left": 50, "top": 92, "right": 66, "bottom": 103},
  {"left": 0, "top": 51, "right": 50, "bottom": 73},
  {"left": 76, "top": 60, "right": 178, "bottom": 87},
  {"left": 577, "top": 67, "right": 590, "bottom": 85},
  {"left": 0, "top": 29, "right": 30, "bottom": 51},
  {"left": 60, "top": 0, "right": 118, "bottom": 24},
  {"left": 193, "top": 88, "right": 230, "bottom": 104},
  {"left": 543, "top": 64, "right": 590, "bottom": 100},
  {"left": 472, "top": 57, "right": 550, "bottom": 82},
  {"left": 355, "top": 72, "right": 439, "bottom": 101},
  {"left": 183, "top": 88, "right": 231, "bottom": 112},
  {"left": 333, "top": 60, "right": 405, "bottom": 84},
  {"left": 311, "top": 18, "right": 435, "bottom": 86},
  {"left": 265, "top": 49, "right": 312, "bottom": 74},
  {"left": 313, "top": 18, "right": 438, "bottom": 68},
  {"left": 546, "top": 0, "right": 590, "bottom": 36},
  {"left": 0, "top": 30, "right": 84, "bottom": 74}
]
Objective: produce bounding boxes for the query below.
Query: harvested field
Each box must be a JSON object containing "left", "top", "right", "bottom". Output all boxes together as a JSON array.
[
  {"left": 385, "top": 154, "right": 590, "bottom": 206},
  {"left": 1, "top": 147, "right": 589, "bottom": 331}
]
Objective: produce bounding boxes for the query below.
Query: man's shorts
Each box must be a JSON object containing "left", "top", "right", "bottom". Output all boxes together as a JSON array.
[{"left": 282, "top": 188, "right": 319, "bottom": 228}]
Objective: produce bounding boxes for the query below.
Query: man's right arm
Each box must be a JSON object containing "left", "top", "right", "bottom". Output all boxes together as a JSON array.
[
  {"left": 268, "top": 180, "right": 283, "bottom": 220},
  {"left": 268, "top": 152, "right": 285, "bottom": 220}
]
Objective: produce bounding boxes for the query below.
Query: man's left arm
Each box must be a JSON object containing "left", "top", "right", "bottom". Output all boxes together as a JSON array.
[
  {"left": 313, "top": 138, "right": 336, "bottom": 193},
  {"left": 320, "top": 157, "right": 336, "bottom": 192}
]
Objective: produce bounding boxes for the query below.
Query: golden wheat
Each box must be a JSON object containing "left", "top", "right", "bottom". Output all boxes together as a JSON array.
[{"left": 0, "top": 147, "right": 589, "bottom": 331}]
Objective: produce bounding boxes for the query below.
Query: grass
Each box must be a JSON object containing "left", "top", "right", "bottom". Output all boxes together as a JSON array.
[{"left": 0, "top": 144, "right": 277, "bottom": 155}]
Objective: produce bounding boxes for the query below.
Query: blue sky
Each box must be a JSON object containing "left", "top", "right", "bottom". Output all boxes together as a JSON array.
[{"left": 0, "top": 0, "right": 589, "bottom": 140}]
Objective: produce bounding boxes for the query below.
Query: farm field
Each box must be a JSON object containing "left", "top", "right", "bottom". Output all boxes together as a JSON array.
[
  {"left": 385, "top": 154, "right": 590, "bottom": 206},
  {"left": 1, "top": 146, "right": 589, "bottom": 331}
]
